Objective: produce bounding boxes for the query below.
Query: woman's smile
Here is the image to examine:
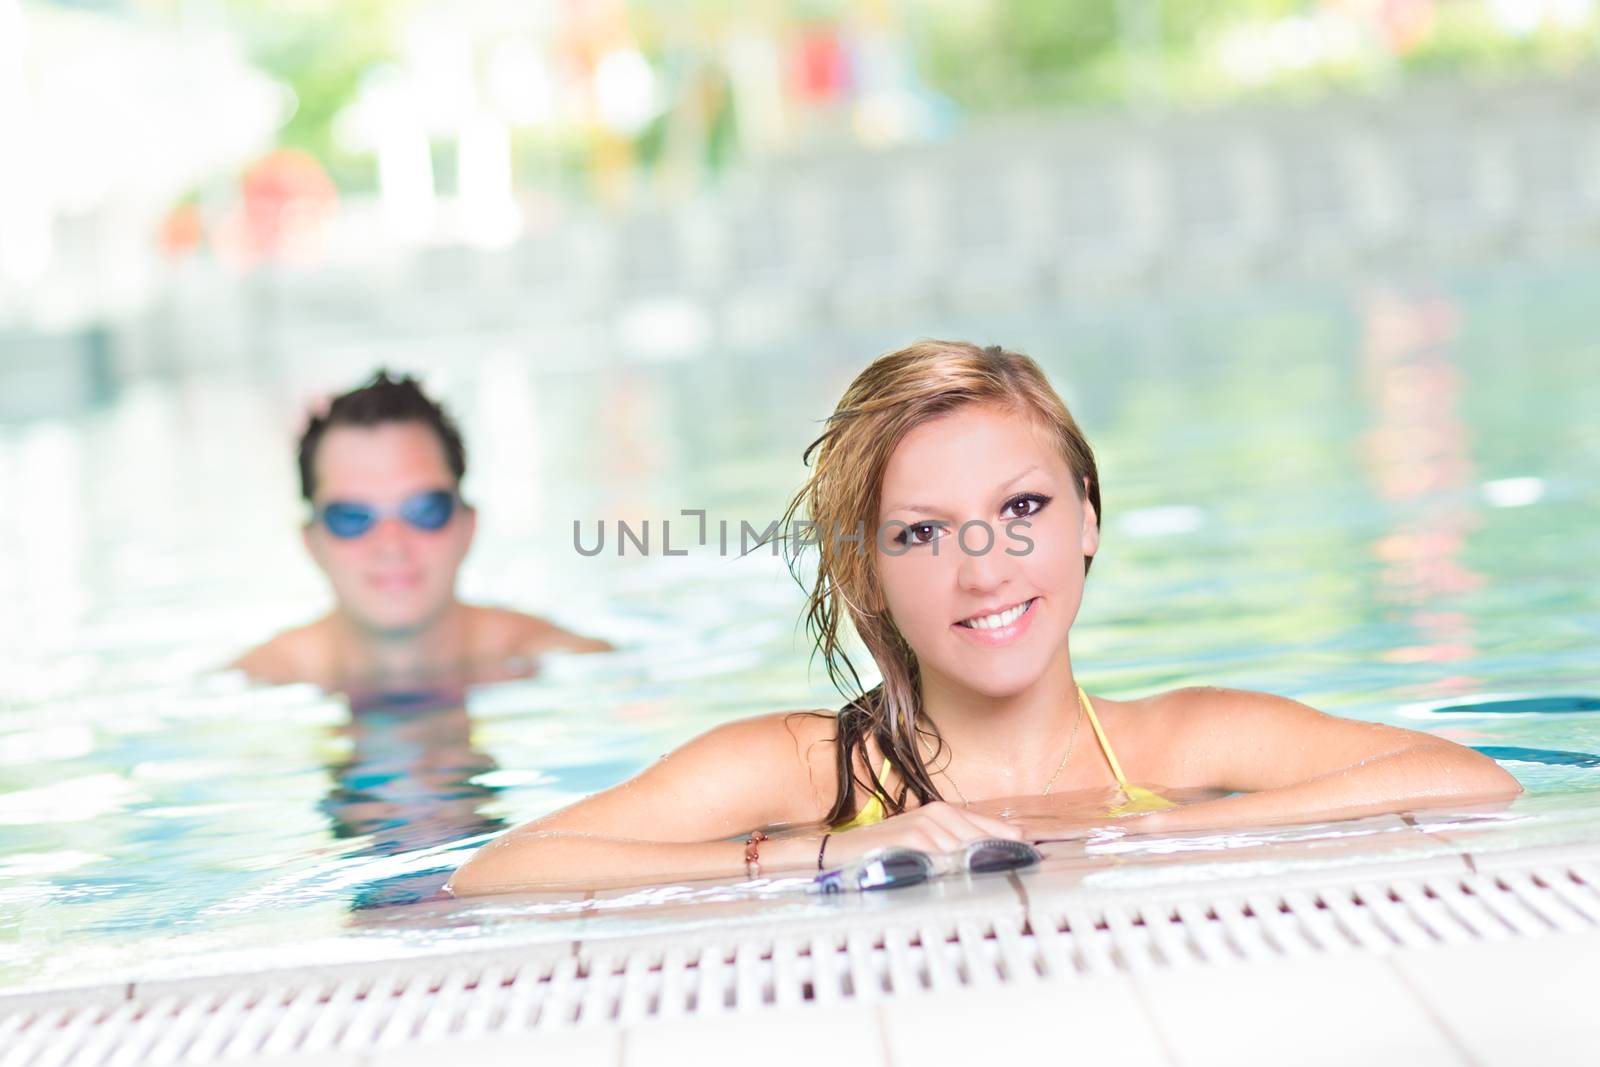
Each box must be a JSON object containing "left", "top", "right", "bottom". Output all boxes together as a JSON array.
[{"left": 951, "top": 596, "right": 1039, "bottom": 647}]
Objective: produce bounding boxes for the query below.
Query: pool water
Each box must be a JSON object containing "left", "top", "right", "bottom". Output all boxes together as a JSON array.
[{"left": 1, "top": 258, "right": 1598, "bottom": 992}]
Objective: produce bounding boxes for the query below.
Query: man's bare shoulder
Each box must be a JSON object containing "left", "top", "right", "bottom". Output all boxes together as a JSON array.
[
  {"left": 468, "top": 605, "right": 613, "bottom": 656},
  {"left": 230, "top": 617, "right": 336, "bottom": 687}
]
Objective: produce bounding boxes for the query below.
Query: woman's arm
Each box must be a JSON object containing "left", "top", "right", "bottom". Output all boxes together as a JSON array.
[
  {"left": 447, "top": 713, "right": 831, "bottom": 895},
  {"left": 1129, "top": 687, "right": 1522, "bottom": 834},
  {"left": 447, "top": 710, "right": 1022, "bottom": 896}
]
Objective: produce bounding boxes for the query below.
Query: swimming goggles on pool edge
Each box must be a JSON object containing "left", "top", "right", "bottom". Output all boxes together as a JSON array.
[
  {"left": 314, "top": 489, "right": 459, "bottom": 539},
  {"left": 810, "top": 839, "right": 1040, "bottom": 894}
]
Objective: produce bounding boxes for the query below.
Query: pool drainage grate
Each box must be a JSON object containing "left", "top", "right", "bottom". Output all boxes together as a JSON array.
[{"left": 3, "top": 854, "right": 1599, "bottom": 1065}]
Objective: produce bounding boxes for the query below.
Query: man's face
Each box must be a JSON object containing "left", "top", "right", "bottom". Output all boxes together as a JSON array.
[{"left": 303, "top": 422, "right": 475, "bottom": 636}]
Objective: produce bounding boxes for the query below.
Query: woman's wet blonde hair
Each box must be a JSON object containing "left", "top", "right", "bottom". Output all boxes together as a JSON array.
[{"left": 780, "top": 340, "right": 1102, "bottom": 825}]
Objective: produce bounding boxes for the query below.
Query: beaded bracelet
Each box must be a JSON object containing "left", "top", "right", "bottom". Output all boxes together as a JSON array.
[{"left": 743, "top": 831, "right": 768, "bottom": 878}]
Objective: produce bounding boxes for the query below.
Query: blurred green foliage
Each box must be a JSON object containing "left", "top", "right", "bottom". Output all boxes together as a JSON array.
[
  {"left": 138, "top": 0, "right": 407, "bottom": 186},
  {"left": 237, "top": 0, "right": 405, "bottom": 185},
  {"left": 917, "top": 0, "right": 1598, "bottom": 109},
  {"left": 128, "top": 0, "right": 1599, "bottom": 188}
]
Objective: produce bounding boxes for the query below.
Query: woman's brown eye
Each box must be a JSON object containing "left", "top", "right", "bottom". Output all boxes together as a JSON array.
[
  {"left": 894, "top": 523, "right": 942, "bottom": 546},
  {"left": 1006, "top": 494, "right": 1050, "bottom": 519}
]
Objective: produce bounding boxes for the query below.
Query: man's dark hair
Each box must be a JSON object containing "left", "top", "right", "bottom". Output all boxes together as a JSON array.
[{"left": 297, "top": 370, "right": 467, "bottom": 500}]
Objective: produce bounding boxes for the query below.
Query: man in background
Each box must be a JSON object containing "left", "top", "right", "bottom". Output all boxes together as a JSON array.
[{"left": 233, "top": 370, "right": 608, "bottom": 691}]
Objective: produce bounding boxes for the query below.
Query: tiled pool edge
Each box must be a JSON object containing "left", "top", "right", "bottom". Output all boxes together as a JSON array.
[{"left": 3, "top": 835, "right": 1599, "bottom": 1064}]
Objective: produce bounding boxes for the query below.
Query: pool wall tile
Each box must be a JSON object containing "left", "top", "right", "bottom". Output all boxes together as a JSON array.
[
  {"left": 1133, "top": 953, "right": 1467, "bottom": 1067},
  {"left": 378, "top": 1029, "right": 622, "bottom": 1067},
  {"left": 1389, "top": 929, "right": 1600, "bottom": 1067},
  {"left": 621, "top": 1004, "right": 884, "bottom": 1067},
  {"left": 879, "top": 980, "right": 1174, "bottom": 1066}
]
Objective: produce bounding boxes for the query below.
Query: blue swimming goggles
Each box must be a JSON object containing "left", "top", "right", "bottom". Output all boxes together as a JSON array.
[
  {"left": 811, "top": 839, "right": 1039, "bottom": 894},
  {"left": 315, "top": 489, "right": 459, "bottom": 539}
]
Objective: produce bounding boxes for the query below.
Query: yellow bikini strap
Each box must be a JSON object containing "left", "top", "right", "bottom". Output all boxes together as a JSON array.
[{"left": 1077, "top": 685, "right": 1131, "bottom": 790}]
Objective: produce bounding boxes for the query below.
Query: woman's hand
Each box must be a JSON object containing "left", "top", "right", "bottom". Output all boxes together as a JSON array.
[{"left": 821, "top": 802, "right": 1022, "bottom": 865}]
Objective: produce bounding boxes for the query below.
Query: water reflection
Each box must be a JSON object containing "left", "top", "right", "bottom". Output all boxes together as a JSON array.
[
  {"left": 4, "top": 259, "right": 1599, "bottom": 992},
  {"left": 321, "top": 687, "right": 507, "bottom": 909},
  {"left": 1360, "top": 288, "right": 1484, "bottom": 682}
]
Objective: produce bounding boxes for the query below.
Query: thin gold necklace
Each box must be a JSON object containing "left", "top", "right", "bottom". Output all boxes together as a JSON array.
[{"left": 939, "top": 690, "right": 1084, "bottom": 806}]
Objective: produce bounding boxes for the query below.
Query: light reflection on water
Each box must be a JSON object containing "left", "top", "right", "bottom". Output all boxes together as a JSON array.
[{"left": 1, "top": 262, "right": 1598, "bottom": 990}]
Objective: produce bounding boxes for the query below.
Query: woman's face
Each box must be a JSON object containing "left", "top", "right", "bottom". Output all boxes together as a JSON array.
[{"left": 874, "top": 403, "right": 1098, "bottom": 699}]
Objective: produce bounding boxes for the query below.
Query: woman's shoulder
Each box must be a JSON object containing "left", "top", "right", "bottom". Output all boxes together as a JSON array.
[
  {"left": 705, "top": 709, "right": 840, "bottom": 767},
  {"left": 1092, "top": 686, "right": 1275, "bottom": 787},
  {"left": 1141, "top": 686, "right": 1314, "bottom": 717},
  {"left": 648, "top": 708, "right": 838, "bottom": 769},
  {"left": 1122, "top": 686, "right": 1331, "bottom": 758},
  {"left": 1117, "top": 686, "right": 1278, "bottom": 726},
  {"left": 649, "top": 709, "right": 842, "bottom": 824}
]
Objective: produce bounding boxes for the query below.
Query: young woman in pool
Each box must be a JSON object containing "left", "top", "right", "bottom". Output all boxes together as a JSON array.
[{"left": 449, "top": 341, "right": 1520, "bottom": 895}]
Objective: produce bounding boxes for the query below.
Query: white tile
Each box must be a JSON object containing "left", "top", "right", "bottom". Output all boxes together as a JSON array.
[
  {"left": 1025, "top": 849, "right": 1472, "bottom": 917},
  {"left": 1459, "top": 840, "right": 1600, "bottom": 873},
  {"left": 623, "top": 1004, "right": 884, "bottom": 1067},
  {"left": 1390, "top": 930, "right": 1600, "bottom": 1067},
  {"left": 1136, "top": 953, "right": 1463, "bottom": 1067},
  {"left": 880, "top": 979, "right": 1172, "bottom": 1066},
  {"left": 368, "top": 1029, "right": 621, "bottom": 1066},
  {"left": 253, "top": 1055, "right": 365, "bottom": 1067}
]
